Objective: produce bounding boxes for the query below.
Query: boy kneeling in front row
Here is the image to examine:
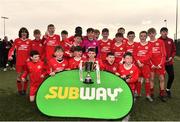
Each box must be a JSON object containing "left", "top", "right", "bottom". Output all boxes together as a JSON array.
[{"left": 116, "top": 52, "right": 139, "bottom": 97}]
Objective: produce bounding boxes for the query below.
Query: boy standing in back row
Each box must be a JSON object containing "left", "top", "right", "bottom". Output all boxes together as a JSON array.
[
  {"left": 8, "top": 27, "right": 32, "bottom": 95},
  {"left": 148, "top": 28, "right": 167, "bottom": 102},
  {"left": 98, "top": 28, "right": 112, "bottom": 62},
  {"left": 159, "top": 27, "right": 176, "bottom": 98},
  {"left": 133, "top": 31, "right": 153, "bottom": 102},
  {"left": 31, "top": 29, "right": 44, "bottom": 60},
  {"left": 42, "top": 24, "right": 61, "bottom": 61}
]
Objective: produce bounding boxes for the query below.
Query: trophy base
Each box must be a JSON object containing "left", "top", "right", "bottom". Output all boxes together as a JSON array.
[{"left": 83, "top": 78, "right": 94, "bottom": 84}]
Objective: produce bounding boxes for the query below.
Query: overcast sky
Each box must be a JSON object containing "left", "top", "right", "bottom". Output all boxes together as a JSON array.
[{"left": 0, "top": 0, "right": 179, "bottom": 41}]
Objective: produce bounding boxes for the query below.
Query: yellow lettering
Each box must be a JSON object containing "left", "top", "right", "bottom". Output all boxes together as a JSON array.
[
  {"left": 69, "top": 87, "right": 79, "bottom": 99},
  {"left": 45, "top": 87, "right": 58, "bottom": 99},
  {"left": 58, "top": 87, "right": 68, "bottom": 99}
]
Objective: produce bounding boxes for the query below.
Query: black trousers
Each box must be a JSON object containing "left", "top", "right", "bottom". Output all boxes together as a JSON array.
[
  {"left": 165, "top": 65, "right": 175, "bottom": 90},
  {"left": 2, "top": 52, "right": 8, "bottom": 68}
]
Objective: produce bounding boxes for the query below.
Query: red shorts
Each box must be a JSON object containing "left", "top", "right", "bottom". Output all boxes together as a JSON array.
[
  {"left": 29, "top": 80, "right": 43, "bottom": 96},
  {"left": 30, "top": 85, "right": 38, "bottom": 96},
  {"left": 151, "top": 66, "right": 166, "bottom": 75},
  {"left": 16, "top": 65, "right": 26, "bottom": 73},
  {"left": 138, "top": 64, "right": 151, "bottom": 79}
]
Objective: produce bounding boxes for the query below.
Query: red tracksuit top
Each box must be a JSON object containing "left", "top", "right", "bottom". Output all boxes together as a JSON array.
[{"left": 159, "top": 37, "right": 176, "bottom": 65}]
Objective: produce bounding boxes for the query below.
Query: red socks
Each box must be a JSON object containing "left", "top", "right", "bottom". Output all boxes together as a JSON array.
[
  {"left": 137, "top": 81, "right": 151, "bottom": 96},
  {"left": 160, "top": 90, "right": 165, "bottom": 96},
  {"left": 23, "top": 81, "right": 28, "bottom": 92}
]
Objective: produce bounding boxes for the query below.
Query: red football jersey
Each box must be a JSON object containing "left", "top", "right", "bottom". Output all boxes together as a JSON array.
[
  {"left": 21, "top": 60, "right": 47, "bottom": 85},
  {"left": 133, "top": 42, "right": 152, "bottom": 65},
  {"left": 68, "top": 57, "right": 85, "bottom": 69},
  {"left": 111, "top": 42, "right": 126, "bottom": 63},
  {"left": 60, "top": 39, "right": 72, "bottom": 50},
  {"left": 48, "top": 58, "right": 69, "bottom": 73},
  {"left": 117, "top": 64, "right": 139, "bottom": 92},
  {"left": 112, "top": 38, "right": 128, "bottom": 44},
  {"left": 117, "top": 64, "right": 139, "bottom": 83},
  {"left": 125, "top": 41, "right": 138, "bottom": 54},
  {"left": 68, "top": 36, "right": 75, "bottom": 42},
  {"left": 8, "top": 38, "right": 32, "bottom": 66},
  {"left": 31, "top": 39, "right": 44, "bottom": 59},
  {"left": 98, "top": 39, "right": 112, "bottom": 61},
  {"left": 59, "top": 39, "right": 73, "bottom": 58},
  {"left": 43, "top": 34, "right": 61, "bottom": 60},
  {"left": 149, "top": 39, "right": 166, "bottom": 66},
  {"left": 103, "top": 61, "right": 119, "bottom": 74}
]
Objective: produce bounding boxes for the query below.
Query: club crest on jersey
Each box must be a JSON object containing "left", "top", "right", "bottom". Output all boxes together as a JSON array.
[
  {"left": 113, "top": 67, "right": 117, "bottom": 71},
  {"left": 120, "top": 47, "right": 123, "bottom": 50},
  {"left": 168, "top": 41, "right": 171, "bottom": 44},
  {"left": 107, "top": 42, "right": 110, "bottom": 45},
  {"left": 37, "top": 65, "right": 41, "bottom": 69},
  {"left": 130, "top": 70, "right": 133, "bottom": 74},
  {"left": 62, "top": 64, "right": 65, "bottom": 67},
  {"left": 145, "top": 46, "right": 148, "bottom": 49},
  {"left": 26, "top": 41, "right": 30, "bottom": 44},
  {"left": 155, "top": 43, "right": 159, "bottom": 46}
]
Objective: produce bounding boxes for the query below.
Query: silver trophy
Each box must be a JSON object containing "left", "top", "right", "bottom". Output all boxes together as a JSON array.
[
  {"left": 83, "top": 62, "right": 94, "bottom": 84},
  {"left": 79, "top": 61, "right": 101, "bottom": 84}
]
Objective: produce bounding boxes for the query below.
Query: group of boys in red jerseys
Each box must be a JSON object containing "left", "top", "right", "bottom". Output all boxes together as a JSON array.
[{"left": 8, "top": 24, "right": 176, "bottom": 102}]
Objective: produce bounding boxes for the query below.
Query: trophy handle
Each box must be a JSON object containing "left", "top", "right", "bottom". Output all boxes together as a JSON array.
[
  {"left": 95, "top": 61, "right": 101, "bottom": 84},
  {"left": 79, "top": 61, "right": 83, "bottom": 81}
]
